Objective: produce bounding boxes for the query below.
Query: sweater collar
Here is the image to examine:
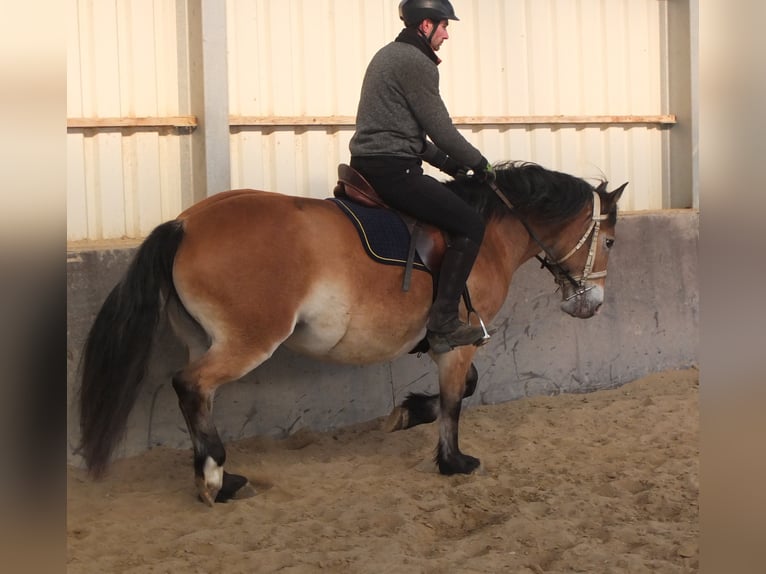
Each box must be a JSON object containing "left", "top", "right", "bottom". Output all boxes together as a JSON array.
[{"left": 394, "top": 27, "right": 441, "bottom": 65}]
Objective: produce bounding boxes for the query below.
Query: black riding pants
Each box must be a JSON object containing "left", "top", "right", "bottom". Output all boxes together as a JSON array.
[{"left": 350, "top": 156, "right": 485, "bottom": 245}]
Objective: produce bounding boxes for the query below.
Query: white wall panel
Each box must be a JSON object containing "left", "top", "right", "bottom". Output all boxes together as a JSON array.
[
  {"left": 67, "top": 134, "right": 88, "bottom": 235},
  {"left": 67, "top": 0, "right": 187, "bottom": 240},
  {"left": 227, "top": 0, "right": 669, "bottom": 211},
  {"left": 69, "top": 0, "right": 672, "bottom": 240}
]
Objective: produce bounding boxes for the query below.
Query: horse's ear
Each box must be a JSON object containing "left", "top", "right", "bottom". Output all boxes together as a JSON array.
[
  {"left": 604, "top": 181, "right": 629, "bottom": 213},
  {"left": 599, "top": 181, "right": 627, "bottom": 216},
  {"left": 609, "top": 182, "right": 628, "bottom": 204}
]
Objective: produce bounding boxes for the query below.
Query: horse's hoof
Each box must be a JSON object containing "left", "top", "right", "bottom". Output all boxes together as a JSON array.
[
  {"left": 383, "top": 406, "right": 409, "bottom": 432},
  {"left": 214, "top": 471, "right": 249, "bottom": 503},
  {"left": 437, "top": 453, "right": 481, "bottom": 475},
  {"left": 196, "top": 470, "right": 249, "bottom": 505},
  {"left": 231, "top": 482, "right": 258, "bottom": 500}
]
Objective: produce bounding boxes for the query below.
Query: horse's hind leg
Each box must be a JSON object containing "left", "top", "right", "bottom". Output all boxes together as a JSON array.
[
  {"left": 172, "top": 346, "right": 265, "bottom": 505},
  {"left": 384, "top": 362, "right": 478, "bottom": 431}
]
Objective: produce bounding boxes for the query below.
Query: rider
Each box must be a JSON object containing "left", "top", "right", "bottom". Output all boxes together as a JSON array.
[{"left": 349, "top": 0, "right": 495, "bottom": 353}]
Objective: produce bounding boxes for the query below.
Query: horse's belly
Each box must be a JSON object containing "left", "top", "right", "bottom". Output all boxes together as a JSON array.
[
  {"left": 282, "top": 260, "right": 431, "bottom": 365},
  {"left": 284, "top": 321, "right": 425, "bottom": 365},
  {"left": 283, "top": 288, "right": 426, "bottom": 364}
]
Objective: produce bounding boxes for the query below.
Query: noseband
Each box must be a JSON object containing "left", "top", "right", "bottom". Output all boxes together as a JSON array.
[
  {"left": 488, "top": 181, "right": 608, "bottom": 299},
  {"left": 543, "top": 191, "right": 609, "bottom": 299}
]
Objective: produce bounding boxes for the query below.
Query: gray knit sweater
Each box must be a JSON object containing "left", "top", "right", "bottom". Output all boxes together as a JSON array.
[{"left": 349, "top": 30, "right": 483, "bottom": 169}]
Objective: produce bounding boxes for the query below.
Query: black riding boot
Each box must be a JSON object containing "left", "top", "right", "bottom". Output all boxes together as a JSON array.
[{"left": 426, "top": 236, "right": 485, "bottom": 353}]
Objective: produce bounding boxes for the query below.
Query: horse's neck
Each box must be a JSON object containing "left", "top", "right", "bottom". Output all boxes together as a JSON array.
[
  {"left": 479, "top": 219, "right": 526, "bottom": 286},
  {"left": 484, "top": 217, "right": 565, "bottom": 285}
]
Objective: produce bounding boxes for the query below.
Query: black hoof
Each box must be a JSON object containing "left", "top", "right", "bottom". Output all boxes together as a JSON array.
[
  {"left": 215, "top": 471, "right": 249, "bottom": 503},
  {"left": 437, "top": 452, "right": 481, "bottom": 475}
]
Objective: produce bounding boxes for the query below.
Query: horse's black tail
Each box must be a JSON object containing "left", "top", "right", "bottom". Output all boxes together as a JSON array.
[{"left": 78, "top": 220, "right": 185, "bottom": 477}]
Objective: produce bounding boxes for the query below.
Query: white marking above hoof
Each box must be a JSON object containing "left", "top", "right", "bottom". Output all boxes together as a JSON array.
[{"left": 203, "top": 456, "right": 224, "bottom": 490}]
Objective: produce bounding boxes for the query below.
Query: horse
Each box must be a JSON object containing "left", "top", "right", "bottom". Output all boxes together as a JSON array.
[{"left": 78, "top": 161, "right": 626, "bottom": 506}]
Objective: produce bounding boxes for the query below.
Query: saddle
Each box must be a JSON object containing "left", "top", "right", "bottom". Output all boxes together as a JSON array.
[{"left": 333, "top": 164, "right": 447, "bottom": 291}]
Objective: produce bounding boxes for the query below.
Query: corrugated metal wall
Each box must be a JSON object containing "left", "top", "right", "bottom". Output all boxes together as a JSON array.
[
  {"left": 67, "top": 0, "right": 189, "bottom": 240},
  {"left": 68, "top": 0, "right": 671, "bottom": 241}
]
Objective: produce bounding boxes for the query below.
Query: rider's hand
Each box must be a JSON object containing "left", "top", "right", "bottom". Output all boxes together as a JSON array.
[
  {"left": 421, "top": 144, "right": 468, "bottom": 178},
  {"left": 441, "top": 155, "right": 468, "bottom": 178},
  {"left": 470, "top": 157, "right": 495, "bottom": 183}
]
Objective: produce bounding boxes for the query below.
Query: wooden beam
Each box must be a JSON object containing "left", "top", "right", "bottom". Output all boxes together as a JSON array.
[
  {"left": 229, "top": 114, "right": 677, "bottom": 127},
  {"left": 230, "top": 115, "right": 357, "bottom": 126},
  {"left": 67, "top": 113, "right": 676, "bottom": 131},
  {"left": 452, "top": 114, "right": 677, "bottom": 126},
  {"left": 67, "top": 116, "right": 198, "bottom": 129}
]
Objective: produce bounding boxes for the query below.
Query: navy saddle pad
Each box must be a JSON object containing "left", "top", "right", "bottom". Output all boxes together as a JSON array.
[{"left": 328, "top": 197, "right": 428, "bottom": 272}]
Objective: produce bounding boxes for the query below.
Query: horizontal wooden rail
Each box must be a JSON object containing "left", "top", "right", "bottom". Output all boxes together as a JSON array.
[
  {"left": 230, "top": 114, "right": 676, "bottom": 127},
  {"left": 67, "top": 114, "right": 676, "bottom": 131},
  {"left": 67, "top": 116, "right": 198, "bottom": 129}
]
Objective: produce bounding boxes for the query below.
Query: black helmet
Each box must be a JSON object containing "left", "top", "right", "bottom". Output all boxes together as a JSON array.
[{"left": 398, "top": 0, "right": 459, "bottom": 27}]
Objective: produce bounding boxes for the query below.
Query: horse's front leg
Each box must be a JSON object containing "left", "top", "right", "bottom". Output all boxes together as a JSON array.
[
  {"left": 433, "top": 350, "right": 481, "bottom": 475},
  {"left": 172, "top": 358, "right": 249, "bottom": 505}
]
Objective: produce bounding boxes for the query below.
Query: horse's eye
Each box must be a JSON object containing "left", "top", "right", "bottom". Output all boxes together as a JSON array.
[{"left": 605, "top": 238, "right": 615, "bottom": 249}]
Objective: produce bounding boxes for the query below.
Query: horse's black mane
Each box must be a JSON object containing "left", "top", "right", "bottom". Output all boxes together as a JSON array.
[{"left": 445, "top": 161, "right": 608, "bottom": 224}]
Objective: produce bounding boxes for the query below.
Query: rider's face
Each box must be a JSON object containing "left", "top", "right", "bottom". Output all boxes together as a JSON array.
[{"left": 421, "top": 19, "right": 450, "bottom": 51}]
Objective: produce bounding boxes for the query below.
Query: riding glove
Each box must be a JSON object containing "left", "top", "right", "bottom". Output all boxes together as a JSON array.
[
  {"left": 470, "top": 157, "right": 496, "bottom": 183},
  {"left": 419, "top": 144, "right": 466, "bottom": 178},
  {"left": 440, "top": 155, "right": 467, "bottom": 178}
]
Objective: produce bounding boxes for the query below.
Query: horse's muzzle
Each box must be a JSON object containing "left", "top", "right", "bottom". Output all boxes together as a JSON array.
[{"left": 560, "top": 283, "right": 604, "bottom": 318}]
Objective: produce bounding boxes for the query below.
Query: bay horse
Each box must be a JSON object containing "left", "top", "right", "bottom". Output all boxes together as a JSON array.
[{"left": 78, "top": 161, "right": 626, "bottom": 505}]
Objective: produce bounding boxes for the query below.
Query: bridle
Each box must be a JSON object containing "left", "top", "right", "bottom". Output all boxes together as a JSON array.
[{"left": 487, "top": 180, "right": 609, "bottom": 300}]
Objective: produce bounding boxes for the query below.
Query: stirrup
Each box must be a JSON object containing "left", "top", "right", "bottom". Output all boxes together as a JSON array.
[{"left": 468, "top": 308, "right": 492, "bottom": 345}]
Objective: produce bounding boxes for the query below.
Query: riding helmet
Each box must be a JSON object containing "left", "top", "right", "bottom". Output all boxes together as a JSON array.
[{"left": 398, "top": 0, "right": 460, "bottom": 27}]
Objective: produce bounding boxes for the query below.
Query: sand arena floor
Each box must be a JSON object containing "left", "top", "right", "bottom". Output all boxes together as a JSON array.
[{"left": 68, "top": 368, "right": 698, "bottom": 573}]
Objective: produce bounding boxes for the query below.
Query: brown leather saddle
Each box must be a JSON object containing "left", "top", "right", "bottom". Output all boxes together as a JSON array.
[{"left": 333, "top": 164, "right": 447, "bottom": 291}]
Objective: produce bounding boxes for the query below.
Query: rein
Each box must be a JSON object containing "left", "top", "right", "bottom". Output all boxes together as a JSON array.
[{"left": 487, "top": 180, "right": 607, "bottom": 298}]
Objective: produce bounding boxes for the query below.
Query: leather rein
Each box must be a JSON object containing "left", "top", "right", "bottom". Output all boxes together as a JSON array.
[{"left": 487, "top": 179, "right": 608, "bottom": 300}]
